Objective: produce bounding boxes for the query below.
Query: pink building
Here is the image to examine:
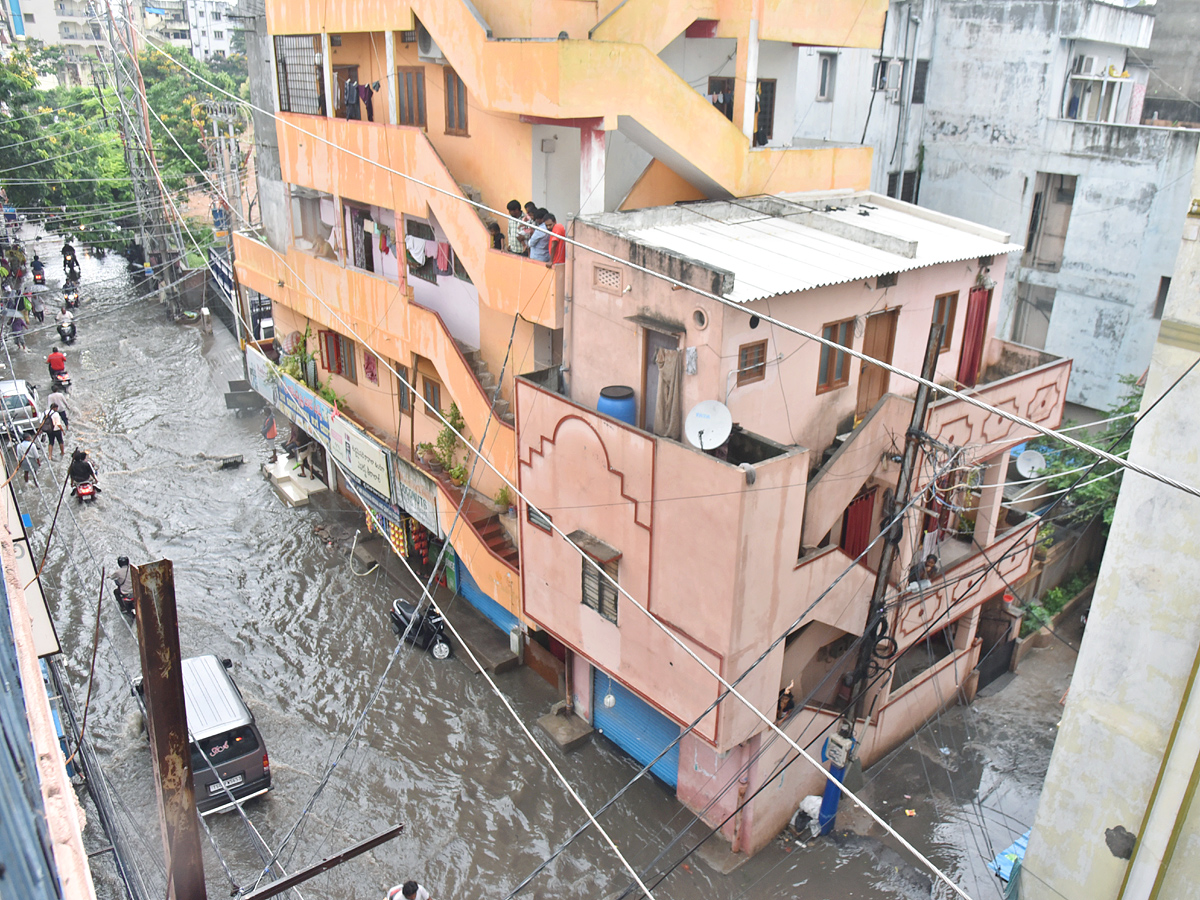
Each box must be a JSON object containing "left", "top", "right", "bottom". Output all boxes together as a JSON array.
[{"left": 516, "top": 192, "right": 1072, "bottom": 854}]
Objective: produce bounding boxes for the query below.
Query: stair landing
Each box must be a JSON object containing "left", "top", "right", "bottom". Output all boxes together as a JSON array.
[{"left": 263, "top": 455, "right": 328, "bottom": 508}]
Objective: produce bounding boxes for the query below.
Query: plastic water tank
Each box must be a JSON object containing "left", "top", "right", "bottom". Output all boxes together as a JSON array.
[{"left": 597, "top": 385, "right": 636, "bottom": 425}]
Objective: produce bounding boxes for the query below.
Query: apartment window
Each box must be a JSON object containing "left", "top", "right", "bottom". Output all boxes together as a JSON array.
[
  {"left": 887, "top": 172, "right": 899, "bottom": 198},
  {"left": 708, "top": 75, "right": 734, "bottom": 121},
  {"left": 872, "top": 58, "right": 890, "bottom": 91},
  {"left": 397, "top": 364, "right": 412, "bottom": 413},
  {"left": 817, "top": 54, "right": 836, "bottom": 101},
  {"left": 444, "top": 67, "right": 468, "bottom": 136},
  {"left": 405, "top": 219, "right": 437, "bottom": 283},
  {"left": 319, "top": 330, "right": 357, "bottom": 383},
  {"left": 933, "top": 292, "right": 958, "bottom": 351},
  {"left": 1024, "top": 173, "right": 1075, "bottom": 272},
  {"left": 576, "top": 535, "right": 619, "bottom": 624},
  {"left": 212, "top": 11, "right": 221, "bottom": 19},
  {"left": 817, "top": 319, "right": 854, "bottom": 392},
  {"left": 753, "top": 79, "right": 776, "bottom": 146},
  {"left": 901, "top": 170, "right": 919, "bottom": 203},
  {"left": 274, "top": 34, "right": 325, "bottom": 116},
  {"left": 197, "top": 9, "right": 205, "bottom": 16},
  {"left": 397, "top": 66, "right": 426, "bottom": 127},
  {"left": 737, "top": 340, "right": 768, "bottom": 385},
  {"left": 24, "top": 12, "right": 34, "bottom": 22},
  {"left": 422, "top": 376, "right": 442, "bottom": 419},
  {"left": 1153, "top": 276, "right": 1171, "bottom": 319},
  {"left": 528, "top": 505, "right": 552, "bottom": 532},
  {"left": 911, "top": 60, "right": 929, "bottom": 104},
  {"left": 213, "top": 30, "right": 223, "bottom": 39}
]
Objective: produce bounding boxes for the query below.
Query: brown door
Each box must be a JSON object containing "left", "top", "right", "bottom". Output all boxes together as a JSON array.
[{"left": 856, "top": 309, "right": 898, "bottom": 419}]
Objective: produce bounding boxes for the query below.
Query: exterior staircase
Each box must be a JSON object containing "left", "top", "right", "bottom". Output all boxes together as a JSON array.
[
  {"left": 456, "top": 340, "right": 514, "bottom": 424},
  {"left": 473, "top": 513, "right": 520, "bottom": 569},
  {"left": 430, "top": 473, "right": 521, "bottom": 572}
]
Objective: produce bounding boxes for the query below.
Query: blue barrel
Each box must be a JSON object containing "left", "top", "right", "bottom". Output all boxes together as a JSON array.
[{"left": 597, "top": 385, "right": 636, "bottom": 425}]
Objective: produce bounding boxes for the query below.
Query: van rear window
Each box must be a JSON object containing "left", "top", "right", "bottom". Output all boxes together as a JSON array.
[{"left": 191, "top": 726, "right": 260, "bottom": 769}]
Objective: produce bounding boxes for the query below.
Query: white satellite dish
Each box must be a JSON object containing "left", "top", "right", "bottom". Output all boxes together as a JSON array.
[
  {"left": 685, "top": 400, "right": 733, "bottom": 450},
  {"left": 1015, "top": 448, "right": 1047, "bottom": 479}
]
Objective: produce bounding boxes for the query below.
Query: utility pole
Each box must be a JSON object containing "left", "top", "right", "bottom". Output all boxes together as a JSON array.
[
  {"left": 816, "top": 321, "right": 944, "bottom": 835},
  {"left": 133, "top": 559, "right": 207, "bottom": 900}
]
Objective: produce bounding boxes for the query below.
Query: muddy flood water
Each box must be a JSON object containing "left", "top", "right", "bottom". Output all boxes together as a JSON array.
[{"left": 11, "top": 246, "right": 1075, "bottom": 900}]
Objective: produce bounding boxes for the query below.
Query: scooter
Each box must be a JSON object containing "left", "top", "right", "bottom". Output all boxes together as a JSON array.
[
  {"left": 62, "top": 288, "right": 80, "bottom": 309},
  {"left": 57, "top": 322, "right": 76, "bottom": 345},
  {"left": 49, "top": 368, "right": 71, "bottom": 392},
  {"left": 389, "top": 597, "right": 451, "bottom": 659},
  {"left": 71, "top": 479, "right": 97, "bottom": 505},
  {"left": 113, "top": 587, "right": 134, "bottom": 615},
  {"left": 32, "top": 269, "right": 44, "bottom": 285}
]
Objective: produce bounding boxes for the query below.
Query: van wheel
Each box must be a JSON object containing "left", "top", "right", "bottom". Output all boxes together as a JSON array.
[{"left": 431, "top": 639, "right": 451, "bottom": 660}]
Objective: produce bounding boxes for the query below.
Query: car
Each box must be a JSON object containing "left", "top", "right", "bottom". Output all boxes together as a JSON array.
[{"left": 0, "top": 379, "right": 40, "bottom": 439}]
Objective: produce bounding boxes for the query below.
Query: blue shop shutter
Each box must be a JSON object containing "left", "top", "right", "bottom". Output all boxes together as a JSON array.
[
  {"left": 592, "top": 669, "right": 681, "bottom": 789},
  {"left": 456, "top": 557, "right": 520, "bottom": 635}
]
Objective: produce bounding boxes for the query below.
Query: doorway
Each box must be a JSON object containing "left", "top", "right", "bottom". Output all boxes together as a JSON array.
[
  {"left": 333, "top": 65, "right": 359, "bottom": 119},
  {"left": 840, "top": 487, "right": 877, "bottom": 563},
  {"left": 641, "top": 329, "right": 679, "bottom": 433},
  {"left": 856, "top": 309, "right": 898, "bottom": 419},
  {"left": 957, "top": 287, "right": 991, "bottom": 388}
]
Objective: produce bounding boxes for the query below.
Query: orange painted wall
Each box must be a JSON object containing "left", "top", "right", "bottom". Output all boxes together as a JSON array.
[{"left": 619, "top": 158, "right": 708, "bottom": 210}]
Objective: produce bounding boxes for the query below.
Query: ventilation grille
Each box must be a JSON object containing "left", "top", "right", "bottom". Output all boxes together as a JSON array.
[{"left": 594, "top": 266, "right": 621, "bottom": 291}]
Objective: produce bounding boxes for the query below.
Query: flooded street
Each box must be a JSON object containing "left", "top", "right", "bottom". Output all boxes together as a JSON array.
[{"left": 13, "top": 246, "right": 1073, "bottom": 900}]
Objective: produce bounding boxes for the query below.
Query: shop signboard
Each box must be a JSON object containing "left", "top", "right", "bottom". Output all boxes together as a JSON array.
[
  {"left": 245, "top": 345, "right": 277, "bottom": 405},
  {"left": 330, "top": 416, "right": 391, "bottom": 498},
  {"left": 390, "top": 453, "right": 441, "bottom": 538},
  {"left": 275, "top": 373, "right": 333, "bottom": 445}
]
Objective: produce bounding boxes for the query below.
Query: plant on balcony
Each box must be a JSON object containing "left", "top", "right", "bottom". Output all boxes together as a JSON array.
[
  {"left": 448, "top": 463, "right": 469, "bottom": 487},
  {"left": 417, "top": 442, "right": 435, "bottom": 464},
  {"left": 495, "top": 485, "right": 512, "bottom": 510},
  {"left": 434, "top": 403, "right": 467, "bottom": 474}
]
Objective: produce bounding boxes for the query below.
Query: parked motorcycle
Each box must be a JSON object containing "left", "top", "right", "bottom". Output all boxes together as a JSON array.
[{"left": 389, "top": 598, "right": 452, "bottom": 659}]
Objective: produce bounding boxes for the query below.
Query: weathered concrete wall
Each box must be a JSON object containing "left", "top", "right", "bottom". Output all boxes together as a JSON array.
[
  {"left": 1140, "top": 0, "right": 1200, "bottom": 123},
  {"left": 241, "top": 4, "right": 289, "bottom": 253},
  {"left": 794, "top": 0, "right": 1200, "bottom": 410},
  {"left": 1021, "top": 145, "right": 1200, "bottom": 900}
]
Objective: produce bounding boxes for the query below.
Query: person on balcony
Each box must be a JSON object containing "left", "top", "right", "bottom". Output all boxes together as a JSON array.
[
  {"left": 908, "top": 554, "right": 941, "bottom": 592},
  {"left": 505, "top": 200, "right": 526, "bottom": 255},
  {"left": 528, "top": 209, "right": 551, "bottom": 262},
  {"left": 546, "top": 213, "right": 566, "bottom": 265}
]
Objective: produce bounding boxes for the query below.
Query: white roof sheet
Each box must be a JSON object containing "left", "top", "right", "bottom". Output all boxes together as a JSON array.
[{"left": 618, "top": 197, "right": 1023, "bottom": 304}]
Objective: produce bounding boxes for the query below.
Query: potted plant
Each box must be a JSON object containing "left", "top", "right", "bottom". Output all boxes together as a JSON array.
[
  {"left": 416, "top": 442, "right": 434, "bottom": 465},
  {"left": 495, "top": 485, "right": 514, "bottom": 516},
  {"left": 448, "top": 463, "right": 469, "bottom": 486},
  {"left": 435, "top": 403, "right": 466, "bottom": 474}
]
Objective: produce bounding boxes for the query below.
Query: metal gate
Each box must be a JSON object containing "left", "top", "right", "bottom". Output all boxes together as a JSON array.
[
  {"left": 455, "top": 558, "right": 520, "bottom": 636},
  {"left": 592, "top": 669, "right": 681, "bottom": 789}
]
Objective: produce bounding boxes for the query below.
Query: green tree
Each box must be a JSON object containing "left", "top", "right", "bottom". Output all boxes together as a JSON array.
[{"left": 1033, "top": 375, "right": 1144, "bottom": 531}]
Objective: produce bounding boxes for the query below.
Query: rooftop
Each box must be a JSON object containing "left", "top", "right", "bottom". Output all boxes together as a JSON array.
[{"left": 580, "top": 191, "right": 1023, "bottom": 304}]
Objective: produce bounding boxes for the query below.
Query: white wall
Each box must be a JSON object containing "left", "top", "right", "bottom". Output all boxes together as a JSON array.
[
  {"left": 604, "top": 129, "right": 652, "bottom": 211},
  {"left": 530, "top": 123, "right": 581, "bottom": 222},
  {"left": 408, "top": 211, "right": 481, "bottom": 349}
]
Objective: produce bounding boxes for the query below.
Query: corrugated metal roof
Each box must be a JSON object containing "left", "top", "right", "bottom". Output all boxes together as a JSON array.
[{"left": 616, "top": 196, "right": 1023, "bottom": 304}]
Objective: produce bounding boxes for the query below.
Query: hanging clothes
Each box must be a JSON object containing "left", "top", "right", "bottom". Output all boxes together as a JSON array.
[
  {"left": 404, "top": 234, "right": 426, "bottom": 265},
  {"left": 343, "top": 78, "right": 361, "bottom": 120},
  {"left": 436, "top": 242, "right": 452, "bottom": 275},
  {"left": 358, "top": 83, "right": 375, "bottom": 122},
  {"left": 653, "top": 348, "right": 684, "bottom": 440}
]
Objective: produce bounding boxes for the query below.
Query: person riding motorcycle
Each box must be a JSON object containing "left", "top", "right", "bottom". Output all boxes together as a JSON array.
[
  {"left": 68, "top": 448, "right": 96, "bottom": 486},
  {"left": 112, "top": 555, "right": 134, "bottom": 614},
  {"left": 56, "top": 306, "right": 75, "bottom": 342},
  {"left": 30, "top": 254, "right": 44, "bottom": 284},
  {"left": 47, "top": 346, "right": 66, "bottom": 380}
]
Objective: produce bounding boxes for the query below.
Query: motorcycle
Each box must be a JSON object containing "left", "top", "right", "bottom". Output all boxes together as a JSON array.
[
  {"left": 32, "top": 269, "right": 44, "bottom": 285},
  {"left": 57, "top": 322, "right": 76, "bottom": 345},
  {"left": 71, "top": 479, "right": 98, "bottom": 505},
  {"left": 62, "top": 288, "right": 80, "bottom": 310},
  {"left": 113, "top": 587, "right": 134, "bottom": 615},
  {"left": 389, "top": 597, "right": 452, "bottom": 659},
  {"left": 49, "top": 369, "right": 71, "bottom": 392}
]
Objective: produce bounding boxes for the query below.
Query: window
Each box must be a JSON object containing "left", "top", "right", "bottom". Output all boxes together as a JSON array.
[
  {"left": 872, "top": 58, "right": 889, "bottom": 91},
  {"left": 817, "top": 319, "right": 854, "bottom": 392},
  {"left": 901, "top": 169, "right": 919, "bottom": 203},
  {"left": 887, "top": 172, "right": 900, "bottom": 199},
  {"left": 274, "top": 34, "right": 325, "bottom": 116},
  {"left": 753, "top": 79, "right": 776, "bottom": 146},
  {"left": 212, "top": 11, "right": 221, "bottom": 20},
  {"left": 213, "top": 30, "right": 223, "bottom": 39},
  {"left": 444, "top": 67, "right": 468, "bottom": 136},
  {"left": 1024, "top": 173, "right": 1075, "bottom": 272},
  {"left": 933, "top": 292, "right": 958, "bottom": 351},
  {"left": 708, "top": 75, "right": 734, "bottom": 121},
  {"left": 24, "top": 12, "right": 34, "bottom": 22},
  {"left": 1153, "top": 276, "right": 1171, "bottom": 319},
  {"left": 405, "top": 219, "right": 437, "bottom": 283},
  {"left": 422, "top": 376, "right": 441, "bottom": 419},
  {"left": 319, "top": 330, "right": 357, "bottom": 383},
  {"left": 911, "top": 60, "right": 929, "bottom": 104},
  {"left": 876, "top": 272, "right": 897, "bottom": 289},
  {"left": 396, "top": 66, "right": 426, "bottom": 127},
  {"left": 737, "top": 340, "right": 768, "bottom": 385},
  {"left": 528, "top": 505, "right": 552, "bottom": 532},
  {"left": 397, "top": 364, "right": 412, "bottom": 414},
  {"left": 817, "top": 54, "right": 836, "bottom": 101}
]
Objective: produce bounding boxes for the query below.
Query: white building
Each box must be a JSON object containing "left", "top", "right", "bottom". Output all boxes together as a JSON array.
[
  {"left": 186, "top": 0, "right": 232, "bottom": 60},
  {"left": 11, "top": 0, "right": 104, "bottom": 85},
  {"left": 792, "top": 0, "right": 1200, "bottom": 410}
]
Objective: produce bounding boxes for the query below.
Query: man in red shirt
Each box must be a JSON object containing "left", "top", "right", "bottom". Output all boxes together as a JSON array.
[
  {"left": 47, "top": 346, "right": 66, "bottom": 380},
  {"left": 546, "top": 213, "right": 567, "bottom": 266}
]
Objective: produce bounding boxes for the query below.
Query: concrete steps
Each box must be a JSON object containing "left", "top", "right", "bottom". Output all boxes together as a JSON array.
[
  {"left": 455, "top": 340, "right": 515, "bottom": 425},
  {"left": 263, "top": 454, "right": 328, "bottom": 508}
]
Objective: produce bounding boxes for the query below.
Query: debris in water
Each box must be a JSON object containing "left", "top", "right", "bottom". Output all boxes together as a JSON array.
[{"left": 905, "top": 809, "right": 916, "bottom": 817}]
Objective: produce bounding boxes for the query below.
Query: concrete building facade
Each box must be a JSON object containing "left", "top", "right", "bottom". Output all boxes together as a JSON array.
[
  {"left": 186, "top": 0, "right": 233, "bottom": 60},
  {"left": 792, "top": 0, "right": 1200, "bottom": 411},
  {"left": 10, "top": 0, "right": 104, "bottom": 86},
  {"left": 1020, "top": 142, "right": 1200, "bottom": 900}
]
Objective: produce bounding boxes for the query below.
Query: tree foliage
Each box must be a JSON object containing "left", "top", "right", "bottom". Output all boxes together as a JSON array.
[
  {"left": 1032, "top": 374, "right": 1144, "bottom": 531},
  {"left": 0, "top": 53, "right": 133, "bottom": 251}
]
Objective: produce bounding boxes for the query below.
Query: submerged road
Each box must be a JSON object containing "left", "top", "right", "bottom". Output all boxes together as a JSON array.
[{"left": 10, "top": 245, "right": 1071, "bottom": 900}]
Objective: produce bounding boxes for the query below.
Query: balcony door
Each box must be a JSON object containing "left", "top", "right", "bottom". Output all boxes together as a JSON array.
[
  {"left": 333, "top": 65, "right": 359, "bottom": 119},
  {"left": 855, "top": 309, "right": 898, "bottom": 420}
]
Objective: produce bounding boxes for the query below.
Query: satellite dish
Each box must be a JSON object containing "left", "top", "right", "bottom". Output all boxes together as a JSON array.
[
  {"left": 685, "top": 400, "right": 733, "bottom": 450},
  {"left": 1016, "top": 449, "right": 1047, "bottom": 479}
]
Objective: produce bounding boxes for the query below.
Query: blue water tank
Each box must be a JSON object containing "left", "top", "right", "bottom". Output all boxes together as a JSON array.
[{"left": 597, "top": 385, "right": 636, "bottom": 425}]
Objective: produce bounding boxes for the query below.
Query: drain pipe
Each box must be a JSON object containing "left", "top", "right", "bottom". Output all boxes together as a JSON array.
[{"left": 730, "top": 775, "right": 751, "bottom": 853}]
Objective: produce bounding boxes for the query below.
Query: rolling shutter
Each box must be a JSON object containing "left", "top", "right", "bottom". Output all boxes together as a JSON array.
[{"left": 592, "top": 669, "right": 681, "bottom": 789}]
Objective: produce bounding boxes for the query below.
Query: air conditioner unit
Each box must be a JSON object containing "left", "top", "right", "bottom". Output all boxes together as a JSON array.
[
  {"left": 416, "top": 22, "right": 446, "bottom": 64},
  {"left": 886, "top": 59, "right": 904, "bottom": 102}
]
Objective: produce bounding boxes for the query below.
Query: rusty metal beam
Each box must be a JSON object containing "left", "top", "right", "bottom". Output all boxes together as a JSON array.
[
  {"left": 238, "top": 825, "right": 405, "bottom": 900},
  {"left": 133, "top": 559, "right": 206, "bottom": 900}
]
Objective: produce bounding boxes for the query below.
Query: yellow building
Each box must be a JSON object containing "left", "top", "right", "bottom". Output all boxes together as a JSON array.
[{"left": 234, "top": 0, "right": 886, "bottom": 635}]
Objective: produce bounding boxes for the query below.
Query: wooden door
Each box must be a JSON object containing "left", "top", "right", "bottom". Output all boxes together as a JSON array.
[
  {"left": 856, "top": 309, "right": 898, "bottom": 419},
  {"left": 957, "top": 287, "right": 991, "bottom": 388}
]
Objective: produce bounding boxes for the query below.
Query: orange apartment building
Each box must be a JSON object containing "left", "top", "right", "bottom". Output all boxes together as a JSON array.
[{"left": 234, "top": 0, "right": 886, "bottom": 634}]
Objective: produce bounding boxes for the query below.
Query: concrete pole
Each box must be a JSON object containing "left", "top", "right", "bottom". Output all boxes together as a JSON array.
[
  {"left": 972, "top": 451, "right": 1009, "bottom": 547},
  {"left": 384, "top": 31, "right": 397, "bottom": 125},
  {"left": 133, "top": 560, "right": 207, "bottom": 900},
  {"left": 734, "top": 19, "right": 760, "bottom": 141},
  {"left": 321, "top": 32, "right": 334, "bottom": 119}
]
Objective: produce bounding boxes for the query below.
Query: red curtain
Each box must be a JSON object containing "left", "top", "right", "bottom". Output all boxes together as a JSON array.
[
  {"left": 957, "top": 287, "right": 991, "bottom": 388},
  {"left": 840, "top": 489, "right": 876, "bottom": 563}
]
